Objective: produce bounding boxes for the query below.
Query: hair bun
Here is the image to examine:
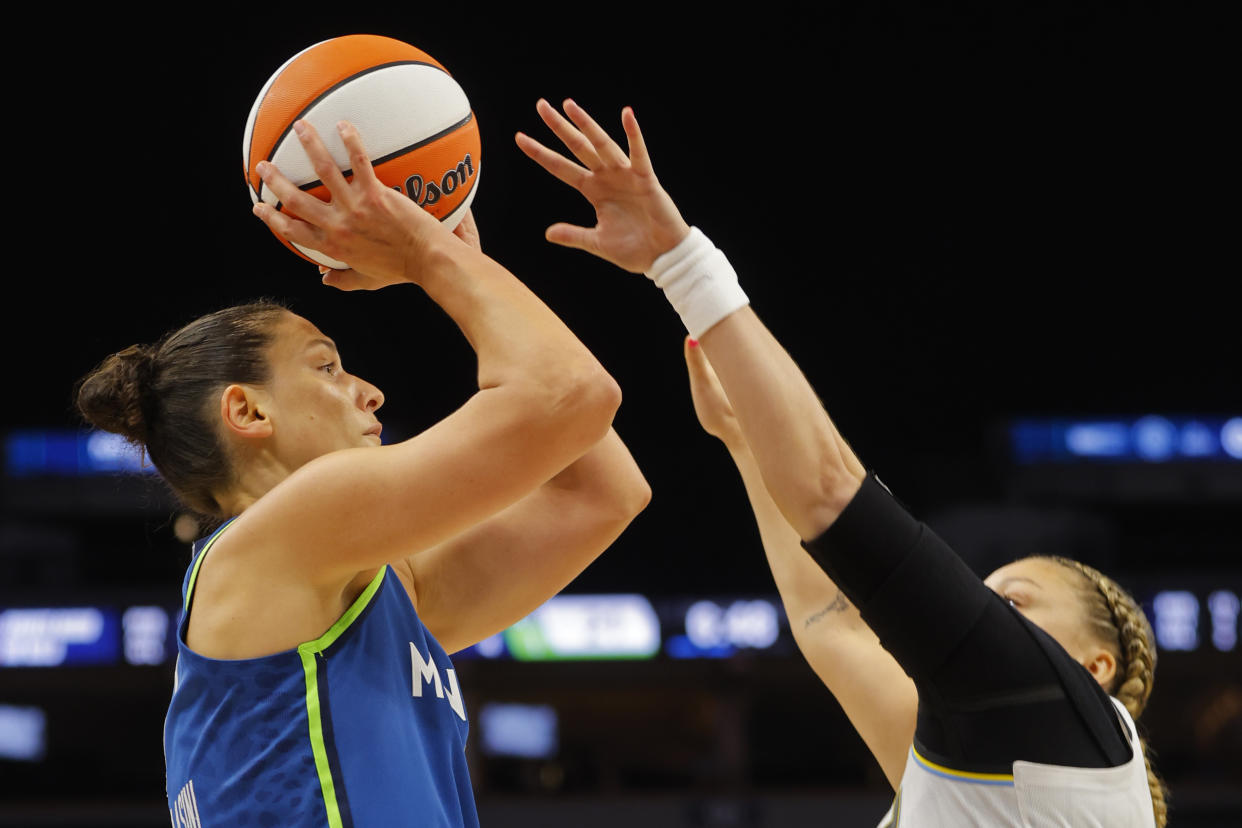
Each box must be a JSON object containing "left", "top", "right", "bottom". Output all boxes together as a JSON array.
[{"left": 75, "top": 344, "right": 159, "bottom": 445}]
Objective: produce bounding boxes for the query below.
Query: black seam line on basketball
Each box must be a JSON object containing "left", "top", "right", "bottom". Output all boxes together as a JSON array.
[
  {"left": 260, "top": 60, "right": 451, "bottom": 167},
  {"left": 290, "top": 112, "right": 475, "bottom": 196}
]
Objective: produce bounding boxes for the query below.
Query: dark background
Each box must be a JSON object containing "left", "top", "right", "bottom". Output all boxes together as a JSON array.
[{"left": 2, "top": 4, "right": 1238, "bottom": 826}]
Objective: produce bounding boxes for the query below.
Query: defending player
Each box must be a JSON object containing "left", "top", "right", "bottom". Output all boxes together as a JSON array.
[{"left": 518, "top": 98, "right": 1166, "bottom": 827}]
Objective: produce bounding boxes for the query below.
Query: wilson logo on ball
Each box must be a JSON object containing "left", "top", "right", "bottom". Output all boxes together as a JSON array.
[
  {"left": 399, "top": 154, "right": 476, "bottom": 207},
  {"left": 244, "top": 35, "right": 483, "bottom": 269}
]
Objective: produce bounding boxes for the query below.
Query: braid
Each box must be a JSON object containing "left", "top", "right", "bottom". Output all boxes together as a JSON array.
[{"left": 1046, "top": 557, "right": 1169, "bottom": 827}]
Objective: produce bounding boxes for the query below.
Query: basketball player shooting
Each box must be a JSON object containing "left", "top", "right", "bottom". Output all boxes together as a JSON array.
[{"left": 79, "top": 118, "right": 650, "bottom": 827}]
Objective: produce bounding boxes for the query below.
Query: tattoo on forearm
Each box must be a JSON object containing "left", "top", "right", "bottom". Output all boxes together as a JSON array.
[{"left": 804, "top": 591, "right": 851, "bottom": 628}]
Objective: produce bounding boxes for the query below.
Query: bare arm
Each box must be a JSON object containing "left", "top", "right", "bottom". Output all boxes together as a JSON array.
[
  {"left": 697, "top": 310, "right": 866, "bottom": 540},
  {"left": 240, "top": 120, "right": 621, "bottom": 583},
  {"left": 408, "top": 428, "right": 650, "bottom": 655},
  {"left": 520, "top": 100, "right": 911, "bottom": 785},
  {"left": 685, "top": 340, "right": 914, "bottom": 788},
  {"left": 516, "top": 99, "right": 863, "bottom": 541}
]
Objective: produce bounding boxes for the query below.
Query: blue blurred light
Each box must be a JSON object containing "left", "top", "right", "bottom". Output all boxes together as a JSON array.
[
  {"left": 1152, "top": 591, "right": 1199, "bottom": 651},
  {"left": 0, "top": 607, "right": 120, "bottom": 667},
  {"left": 1179, "top": 421, "right": 1216, "bottom": 457},
  {"left": 478, "top": 703, "right": 558, "bottom": 759},
  {"left": 1132, "top": 416, "right": 1177, "bottom": 462},
  {"left": 1223, "top": 418, "right": 1242, "bottom": 460},
  {"left": 1207, "top": 591, "right": 1239, "bottom": 652},
  {"left": 0, "top": 705, "right": 46, "bottom": 762},
  {"left": 122, "top": 606, "right": 171, "bottom": 666},
  {"left": 1010, "top": 415, "right": 1241, "bottom": 464},
  {"left": 665, "top": 634, "right": 734, "bottom": 659},
  {"left": 1065, "top": 422, "right": 1129, "bottom": 458},
  {"left": 5, "top": 430, "right": 155, "bottom": 477}
]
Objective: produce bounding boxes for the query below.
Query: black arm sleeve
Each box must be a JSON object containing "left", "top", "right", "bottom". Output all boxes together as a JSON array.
[{"left": 803, "top": 474, "right": 1131, "bottom": 772}]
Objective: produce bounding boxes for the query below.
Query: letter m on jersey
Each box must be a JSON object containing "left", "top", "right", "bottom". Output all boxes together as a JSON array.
[{"left": 411, "top": 643, "right": 466, "bottom": 721}]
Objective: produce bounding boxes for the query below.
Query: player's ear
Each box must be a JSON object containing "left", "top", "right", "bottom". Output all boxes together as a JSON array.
[
  {"left": 220, "top": 384, "right": 273, "bottom": 440},
  {"left": 1083, "top": 647, "right": 1117, "bottom": 690}
]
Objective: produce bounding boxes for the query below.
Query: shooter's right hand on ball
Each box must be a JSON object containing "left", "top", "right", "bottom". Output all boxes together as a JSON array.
[
  {"left": 252, "top": 119, "right": 443, "bottom": 291},
  {"left": 516, "top": 98, "right": 691, "bottom": 273}
]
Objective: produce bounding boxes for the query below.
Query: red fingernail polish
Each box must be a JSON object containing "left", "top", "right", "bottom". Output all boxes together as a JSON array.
[{"left": 688, "top": 339, "right": 699, "bottom": 348}]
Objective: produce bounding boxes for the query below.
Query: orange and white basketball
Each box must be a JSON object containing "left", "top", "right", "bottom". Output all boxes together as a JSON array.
[{"left": 243, "top": 34, "right": 481, "bottom": 268}]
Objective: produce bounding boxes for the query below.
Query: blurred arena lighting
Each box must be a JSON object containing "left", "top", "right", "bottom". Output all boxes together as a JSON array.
[
  {"left": 1223, "top": 418, "right": 1242, "bottom": 459},
  {"left": 0, "top": 704, "right": 46, "bottom": 762},
  {"left": 1152, "top": 591, "right": 1200, "bottom": 651},
  {"left": 673, "top": 599, "right": 782, "bottom": 659},
  {"left": 478, "top": 703, "right": 559, "bottom": 759},
  {"left": 122, "top": 606, "right": 171, "bottom": 666},
  {"left": 4, "top": 430, "right": 153, "bottom": 477},
  {"left": 2, "top": 582, "right": 1236, "bottom": 672},
  {"left": 502, "top": 595, "right": 660, "bottom": 661},
  {"left": 0, "top": 607, "right": 117, "bottom": 667},
  {"left": 1010, "top": 415, "right": 1242, "bottom": 464},
  {"left": 1208, "top": 591, "right": 1240, "bottom": 652}
]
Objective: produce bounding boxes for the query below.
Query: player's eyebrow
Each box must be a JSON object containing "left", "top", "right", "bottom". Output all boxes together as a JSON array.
[{"left": 305, "top": 337, "right": 338, "bottom": 354}]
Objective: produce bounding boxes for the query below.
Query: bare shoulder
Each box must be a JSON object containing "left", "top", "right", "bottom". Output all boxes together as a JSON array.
[{"left": 182, "top": 518, "right": 382, "bottom": 660}]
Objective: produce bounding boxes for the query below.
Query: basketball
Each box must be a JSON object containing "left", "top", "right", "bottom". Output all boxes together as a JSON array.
[{"left": 243, "top": 34, "right": 481, "bottom": 268}]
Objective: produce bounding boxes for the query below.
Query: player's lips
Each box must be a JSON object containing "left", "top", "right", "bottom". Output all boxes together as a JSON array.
[{"left": 364, "top": 423, "right": 383, "bottom": 439}]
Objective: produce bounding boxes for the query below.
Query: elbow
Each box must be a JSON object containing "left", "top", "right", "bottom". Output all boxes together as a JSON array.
[
  {"left": 550, "top": 363, "right": 622, "bottom": 447},
  {"left": 595, "top": 467, "right": 651, "bottom": 539},
  {"left": 586, "top": 368, "right": 623, "bottom": 432},
  {"left": 792, "top": 461, "right": 866, "bottom": 541},
  {"left": 623, "top": 471, "right": 653, "bottom": 521}
]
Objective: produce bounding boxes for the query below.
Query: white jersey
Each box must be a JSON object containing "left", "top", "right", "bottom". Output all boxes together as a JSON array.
[{"left": 878, "top": 697, "right": 1155, "bottom": 827}]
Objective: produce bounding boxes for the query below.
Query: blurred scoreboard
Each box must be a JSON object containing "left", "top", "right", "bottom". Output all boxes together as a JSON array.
[{"left": 2, "top": 584, "right": 1235, "bottom": 673}]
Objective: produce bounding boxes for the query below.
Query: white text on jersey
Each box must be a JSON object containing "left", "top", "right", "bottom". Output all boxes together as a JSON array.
[
  {"left": 169, "top": 779, "right": 202, "bottom": 828},
  {"left": 411, "top": 643, "right": 466, "bottom": 721}
]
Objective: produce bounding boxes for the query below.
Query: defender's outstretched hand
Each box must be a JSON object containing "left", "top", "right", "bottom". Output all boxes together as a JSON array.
[{"left": 516, "top": 99, "right": 691, "bottom": 272}]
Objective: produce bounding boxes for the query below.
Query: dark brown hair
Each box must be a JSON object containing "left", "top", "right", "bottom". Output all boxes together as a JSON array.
[{"left": 75, "top": 301, "right": 289, "bottom": 517}]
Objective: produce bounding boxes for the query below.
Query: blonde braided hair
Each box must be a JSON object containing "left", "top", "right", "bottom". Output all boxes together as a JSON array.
[{"left": 1043, "top": 556, "right": 1169, "bottom": 827}]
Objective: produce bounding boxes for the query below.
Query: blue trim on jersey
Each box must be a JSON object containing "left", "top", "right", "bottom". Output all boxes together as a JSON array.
[{"left": 911, "top": 748, "right": 1016, "bottom": 787}]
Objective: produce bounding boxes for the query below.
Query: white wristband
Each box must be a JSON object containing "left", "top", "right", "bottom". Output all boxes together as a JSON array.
[{"left": 644, "top": 227, "right": 749, "bottom": 339}]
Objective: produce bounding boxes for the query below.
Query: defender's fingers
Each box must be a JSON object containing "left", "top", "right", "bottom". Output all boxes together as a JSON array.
[
  {"left": 563, "top": 98, "right": 629, "bottom": 167},
  {"left": 256, "top": 161, "right": 334, "bottom": 226},
  {"left": 621, "top": 107, "right": 654, "bottom": 176},
  {"left": 515, "top": 132, "right": 590, "bottom": 190},
  {"left": 253, "top": 202, "right": 328, "bottom": 251},
  {"left": 544, "top": 222, "right": 596, "bottom": 253},
  {"left": 291, "top": 120, "right": 350, "bottom": 196},
  {"left": 535, "top": 98, "right": 603, "bottom": 170}
]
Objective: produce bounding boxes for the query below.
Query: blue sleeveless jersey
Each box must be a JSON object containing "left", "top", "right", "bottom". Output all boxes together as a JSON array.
[{"left": 164, "top": 520, "right": 479, "bottom": 827}]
